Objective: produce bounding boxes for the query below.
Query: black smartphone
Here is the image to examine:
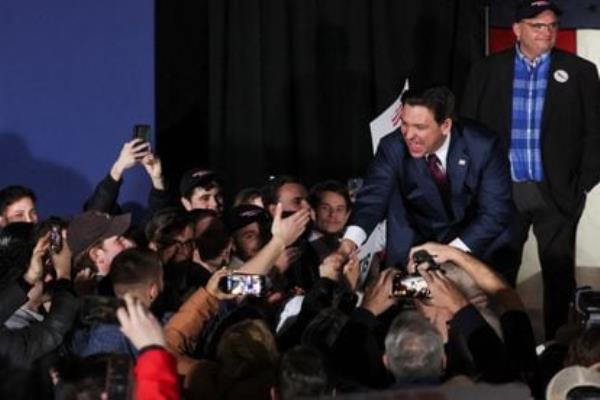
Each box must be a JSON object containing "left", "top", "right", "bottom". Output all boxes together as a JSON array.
[
  {"left": 132, "top": 124, "right": 151, "bottom": 143},
  {"left": 105, "top": 354, "right": 133, "bottom": 400},
  {"left": 218, "top": 273, "right": 268, "bottom": 296}
]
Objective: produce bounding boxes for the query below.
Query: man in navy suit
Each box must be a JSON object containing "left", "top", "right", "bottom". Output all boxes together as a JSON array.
[{"left": 337, "top": 86, "right": 514, "bottom": 275}]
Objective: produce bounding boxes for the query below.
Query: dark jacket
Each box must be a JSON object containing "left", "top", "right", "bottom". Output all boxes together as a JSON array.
[
  {"left": 0, "top": 278, "right": 80, "bottom": 400},
  {"left": 461, "top": 48, "right": 600, "bottom": 215}
]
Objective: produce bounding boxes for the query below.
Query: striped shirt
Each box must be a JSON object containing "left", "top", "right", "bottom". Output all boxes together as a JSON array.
[{"left": 510, "top": 44, "right": 550, "bottom": 182}]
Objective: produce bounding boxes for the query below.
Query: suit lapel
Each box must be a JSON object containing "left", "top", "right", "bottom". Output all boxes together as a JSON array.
[
  {"left": 407, "top": 156, "right": 449, "bottom": 219},
  {"left": 447, "top": 130, "right": 470, "bottom": 216},
  {"left": 541, "top": 49, "right": 562, "bottom": 136},
  {"left": 500, "top": 50, "right": 516, "bottom": 139}
]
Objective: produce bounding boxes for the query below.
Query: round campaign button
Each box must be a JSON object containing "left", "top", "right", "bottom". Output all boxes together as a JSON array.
[{"left": 553, "top": 69, "right": 569, "bottom": 83}]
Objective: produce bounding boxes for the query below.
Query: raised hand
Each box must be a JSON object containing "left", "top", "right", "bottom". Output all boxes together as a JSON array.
[{"left": 110, "top": 139, "right": 151, "bottom": 181}]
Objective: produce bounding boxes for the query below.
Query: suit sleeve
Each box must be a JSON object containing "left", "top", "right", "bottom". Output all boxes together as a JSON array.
[
  {"left": 458, "top": 133, "right": 513, "bottom": 255},
  {"left": 578, "top": 61, "right": 600, "bottom": 193},
  {"left": 350, "top": 135, "right": 405, "bottom": 238}
]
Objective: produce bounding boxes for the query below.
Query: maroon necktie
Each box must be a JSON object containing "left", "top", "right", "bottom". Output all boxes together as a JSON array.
[
  {"left": 426, "top": 154, "right": 451, "bottom": 212},
  {"left": 426, "top": 154, "right": 447, "bottom": 188}
]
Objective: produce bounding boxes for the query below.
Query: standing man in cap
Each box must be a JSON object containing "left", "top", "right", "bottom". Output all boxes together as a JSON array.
[{"left": 461, "top": 0, "right": 600, "bottom": 339}]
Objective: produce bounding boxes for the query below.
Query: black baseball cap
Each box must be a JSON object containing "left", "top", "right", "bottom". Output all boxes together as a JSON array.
[
  {"left": 179, "top": 168, "right": 222, "bottom": 198},
  {"left": 515, "top": 0, "right": 562, "bottom": 21},
  {"left": 226, "top": 204, "right": 270, "bottom": 232}
]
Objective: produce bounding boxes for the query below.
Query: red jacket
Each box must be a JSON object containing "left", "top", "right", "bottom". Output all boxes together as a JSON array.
[{"left": 135, "top": 346, "right": 180, "bottom": 400}]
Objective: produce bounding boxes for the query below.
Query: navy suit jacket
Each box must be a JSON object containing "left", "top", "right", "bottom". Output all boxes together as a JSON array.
[{"left": 351, "top": 121, "right": 513, "bottom": 267}]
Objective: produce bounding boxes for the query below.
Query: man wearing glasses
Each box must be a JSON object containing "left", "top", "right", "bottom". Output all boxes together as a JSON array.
[{"left": 461, "top": 0, "right": 600, "bottom": 340}]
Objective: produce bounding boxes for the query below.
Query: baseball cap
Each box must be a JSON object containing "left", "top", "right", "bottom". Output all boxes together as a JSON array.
[
  {"left": 546, "top": 366, "right": 600, "bottom": 400},
  {"left": 226, "top": 204, "right": 270, "bottom": 232},
  {"left": 67, "top": 211, "right": 131, "bottom": 258},
  {"left": 515, "top": 0, "right": 562, "bottom": 21},
  {"left": 179, "top": 168, "right": 222, "bottom": 198}
]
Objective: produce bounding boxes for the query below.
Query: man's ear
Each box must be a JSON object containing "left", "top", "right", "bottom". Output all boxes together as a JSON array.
[
  {"left": 382, "top": 353, "right": 389, "bottom": 370},
  {"left": 0, "top": 215, "right": 5, "bottom": 227},
  {"left": 441, "top": 118, "right": 452, "bottom": 136},
  {"left": 180, "top": 197, "right": 193, "bottom": 211},
  {"left": 149, "top": 282, "right": 159, "bottom": 302},
  {"left": 512, "top": 22, "right": 521, "bottom": 41},
  {"left": 88, "top": 246, "right": 103, "bottom": 264},
  {"left": 268, "top": 203, "right": 277, "bottom": 218},
  {"left": 148, "top": 241, "right": 158, "bottom": 251}
]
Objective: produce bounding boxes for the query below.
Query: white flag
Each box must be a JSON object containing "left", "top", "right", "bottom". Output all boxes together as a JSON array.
[{"left": 368, "top": 78, "right": 409, "bottom": 154}]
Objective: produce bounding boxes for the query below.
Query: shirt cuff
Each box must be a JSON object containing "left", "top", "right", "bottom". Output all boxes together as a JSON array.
[
  {"left": 343, "top": 225, "right": 367, "bottom": 248},
  {"left": 449, "top": 237, "right": 471, "bottom": 253}
]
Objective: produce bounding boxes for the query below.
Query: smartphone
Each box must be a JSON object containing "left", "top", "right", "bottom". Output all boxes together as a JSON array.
[
  {"left": 132, "top": 124, "right": 151, "bottom": 143},
  {"left": 391, "top": 273, "right": 431, "bottom": 299},
  {"left": 49, "top": 225, "right": 63, "bottom": 254},
  {"left": 105, "top": 354, "right": 133, "bottom": 400},
  {"left": 218, "top": 273, "right": 268, "bottom": 296}
]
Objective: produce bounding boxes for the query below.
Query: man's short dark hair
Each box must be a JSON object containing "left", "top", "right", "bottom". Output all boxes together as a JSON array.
[
  {"left": 0, "top": 185, "right": 36, "bottom": 214},
  {"left": 195, "top": 217, "right": 230, "bottom": 261},
  {"left": 309, "top": 180, "right": 353, "bottom": 211},
  {"left": 179, "top": 168, "right": 222, "bottom": 200},
  {"left": 566, "top": 326, "right": 600, "bottom": 368},
  {"left": 109, "top": 248, "right": 162, "bottom": 292},
  {"left": 401, "top": 86, "right": 456, "bottom": 124},
  {"left": 0, "top": 222, "right": 35, "bottom": 285},
  {"left": 261, "top": 175, "right": 303, "bottom": 209},
  {"left": 234, "top": 187, "right": 262, "bottom": 207},
  {"left": 145, "top": 208, "right": 191, "bottom": 247},
  {"left": 277, "top": 346, "right": 330, "bottom": 400}
]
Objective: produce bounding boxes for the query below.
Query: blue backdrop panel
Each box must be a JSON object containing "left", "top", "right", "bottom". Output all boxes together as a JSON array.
[{"left": 0, "top": 1, "right": 154, "bottom": 219}]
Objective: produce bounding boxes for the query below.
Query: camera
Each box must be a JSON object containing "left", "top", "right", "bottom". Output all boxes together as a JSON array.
[
  {"left": 390, "top": 249, "right": 442, "bottom": 299},
  {"left": 575, "top": 287, "right": 600, "bottom": 329},
  {"left": 218, "top": 273, "right": 269, "bottom": 296}
]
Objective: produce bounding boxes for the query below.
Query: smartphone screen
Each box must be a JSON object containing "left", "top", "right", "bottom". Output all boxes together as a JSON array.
[{"left": 219, "top": 274, "right": 266, "bottom": 296}]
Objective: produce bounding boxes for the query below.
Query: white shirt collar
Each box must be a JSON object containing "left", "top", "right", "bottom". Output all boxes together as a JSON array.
[{"left": 428, "top": 132, "right": 451, "bottom": 172}]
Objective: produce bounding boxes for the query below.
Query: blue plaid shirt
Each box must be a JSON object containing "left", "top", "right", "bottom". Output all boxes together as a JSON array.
[{"left": 510, "top": 45, "right": 550, "bottom": 182}]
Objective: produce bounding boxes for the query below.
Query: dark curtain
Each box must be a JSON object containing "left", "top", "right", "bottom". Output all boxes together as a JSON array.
[{"left": 156, "top": 0, "right": 486, "bottom": 198}]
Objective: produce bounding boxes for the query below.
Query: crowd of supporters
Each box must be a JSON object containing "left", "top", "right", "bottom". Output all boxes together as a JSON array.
[{"left": 0, "top": 136, "right": 599, "bottom": 400}]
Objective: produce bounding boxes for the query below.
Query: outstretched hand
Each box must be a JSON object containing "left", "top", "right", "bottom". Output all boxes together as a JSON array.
[
  {"left": 23, "top": 234, "right": 50, "bottom": 285},
  {"left": 418, "top": 269, "right": 469, "bottom": 315},
  {"left": 270, "top": 203, "right": 310, "bottom": 247},
  {"left": 361, "top": 268, "right": 397, "bottom": 316},
  {"left": 140, "top": 153, "right": 165, "bottom": 190},
  {"left": 110, "top": 139, "right": 151, "bottom": 181}
]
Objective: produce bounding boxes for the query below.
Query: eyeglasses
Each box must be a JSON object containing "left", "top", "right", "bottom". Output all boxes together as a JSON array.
[
  {"left": 160, "top": 239, "right": 195, "bottom": 249},
  {"left": 523, "top": 21, "right": 559, "bottom": 32}
]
